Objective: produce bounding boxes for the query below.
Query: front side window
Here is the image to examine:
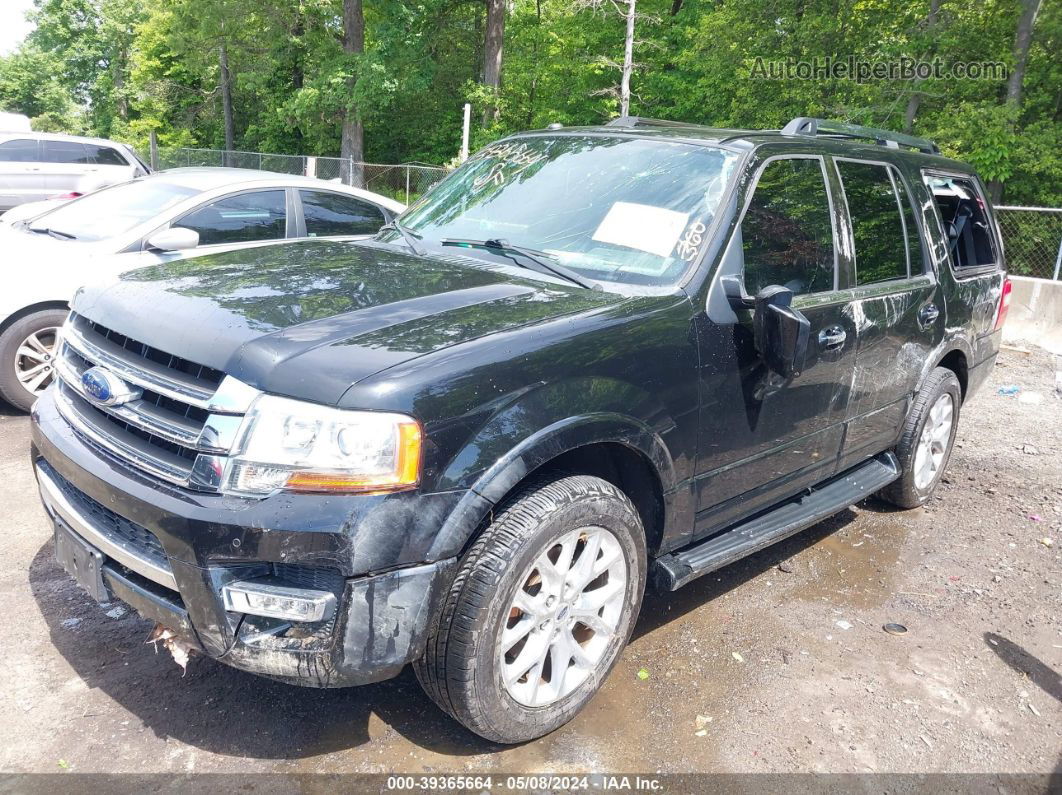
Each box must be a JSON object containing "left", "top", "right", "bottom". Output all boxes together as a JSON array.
[
  {"left": 837, "top": 161, "right": 908, "bottom": 285},
  {"left": 740, "top": 158, "right": 835, "bottom": 296},
  {"left": 0, "top": 139, "right": 38, "bottom": 162},
  {"left": 177, "top": 190, "right": 287, "bottom": 246},
  {"left": 398, "top": 135, "right": 740, "bottom": 286},
  {"left": 41, "top": 140, "right": 91, "bottom": 164},
  {"left": 87, "top": 145, "right": 128, "bottom": 166},
  {"left": 924, "top": 174, "right": 997, "bottom": 270},
  {"left": 301, "top": 190, "right": 385, "bottom": 236}
]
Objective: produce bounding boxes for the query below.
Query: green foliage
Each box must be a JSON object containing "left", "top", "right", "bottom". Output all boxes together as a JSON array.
[{"left": 0, "top": 0, "right": 1058, "bottom": 206}]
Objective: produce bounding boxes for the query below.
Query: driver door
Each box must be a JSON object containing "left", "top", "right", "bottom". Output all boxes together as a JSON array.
[{"left": 693, "top": 155, "right": 858, "bottom": 538}]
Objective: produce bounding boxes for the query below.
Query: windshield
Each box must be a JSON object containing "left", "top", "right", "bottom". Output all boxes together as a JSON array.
[
  {"left": 398, "top": 135, "right": 740, "bottom": 286},
  {"left": 28, "top": 178, "right": 199, "bottom": 242}
]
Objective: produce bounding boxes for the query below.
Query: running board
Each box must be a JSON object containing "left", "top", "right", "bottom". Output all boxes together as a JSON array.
[{"left": 651, "top": 452, "right": 900, "bottom": 591}]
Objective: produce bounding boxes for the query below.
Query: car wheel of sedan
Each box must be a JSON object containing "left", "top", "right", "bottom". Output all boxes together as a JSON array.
[
  {"left": 880, "top": 366, "right": 962, "bottom": 509},
  {"left": 0, "top": 309, "right": 67, "bottom": 412},
  {"left": 415, "top": 474, "right": 646, "bottom": 744}
]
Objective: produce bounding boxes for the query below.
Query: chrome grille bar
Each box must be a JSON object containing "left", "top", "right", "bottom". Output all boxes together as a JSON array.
[
  {"left": 54, "top": 384, "right": 195, "bottom": 486},
  {"left": 64, "top": 316, "right": 219, "bottom": 409}
]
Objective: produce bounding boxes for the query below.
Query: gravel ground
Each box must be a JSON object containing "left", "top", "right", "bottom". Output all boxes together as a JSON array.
[{"left": 0, "top": 348, "right": 1059, "bottom": 776}]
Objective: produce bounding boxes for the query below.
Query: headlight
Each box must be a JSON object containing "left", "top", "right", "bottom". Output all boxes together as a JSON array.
[{"left": 223, "top": 395, "right": 422, "bottom": 496}]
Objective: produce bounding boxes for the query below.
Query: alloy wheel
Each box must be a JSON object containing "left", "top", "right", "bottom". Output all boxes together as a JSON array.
[
  {"left": 14, "top": 327, "right": 59, "bottom": 397},
  {"left": 498, "top": 526, "right": 628, "bottom": 708},
  {"left": 913, "top": 392, "right": 954, "bottom": 490}
]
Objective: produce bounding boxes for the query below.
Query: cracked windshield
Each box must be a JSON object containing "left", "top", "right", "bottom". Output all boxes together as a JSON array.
[{"left": 398, "top": 135, "right": 740, "bottom": 286}]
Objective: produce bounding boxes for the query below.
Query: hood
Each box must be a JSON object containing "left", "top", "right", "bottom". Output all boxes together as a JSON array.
[{"left": 74, "top": 240, "right": 621, "bottom": 405}]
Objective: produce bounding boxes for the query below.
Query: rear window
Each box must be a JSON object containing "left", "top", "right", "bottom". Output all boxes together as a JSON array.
[{"left": 924, "top": 174, "right": 998, "bottom": 270}]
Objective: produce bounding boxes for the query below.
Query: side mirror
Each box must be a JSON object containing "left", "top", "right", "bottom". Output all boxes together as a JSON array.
[
  {"left": 146, "top": 227, "right": 199, "bottom": 252},
  {"left": 753, "top": 285, "right": 810, "bottom": 379}
]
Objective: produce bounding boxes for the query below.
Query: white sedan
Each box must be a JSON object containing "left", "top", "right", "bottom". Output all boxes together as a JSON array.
[{"left": 0, "top": 168, "right": 404, "bottom": 410}]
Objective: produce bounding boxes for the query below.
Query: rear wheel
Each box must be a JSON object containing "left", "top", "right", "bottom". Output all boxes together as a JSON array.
[
  {"left": 880, "top": 367, "right": 962, "bottom": 508},
  {"left": 0, "top": 309, "right": 67, "bottom": 412},
  {"left": 415, "top": 475, "right": 646, "bottom": 743}
]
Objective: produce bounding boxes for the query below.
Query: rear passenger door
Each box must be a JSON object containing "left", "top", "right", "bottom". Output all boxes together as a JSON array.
[
  {"left": 832, "top": 158, "right": 941, "bottom": 470},
  {"left": 694, "top": 155, "right": 859, "bottom": 537},
  {"left": 39, "top": 140, "right": 96, "bottom": 192}
]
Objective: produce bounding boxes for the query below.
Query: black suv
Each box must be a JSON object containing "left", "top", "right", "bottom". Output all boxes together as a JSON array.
[{"left": 31, "top": 117, "right": 1010, "bottom": 743}]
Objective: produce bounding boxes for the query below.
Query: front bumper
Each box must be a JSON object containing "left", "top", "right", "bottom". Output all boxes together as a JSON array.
[{"left": 32, "top": 390, "right": 459, "bottom": 687}]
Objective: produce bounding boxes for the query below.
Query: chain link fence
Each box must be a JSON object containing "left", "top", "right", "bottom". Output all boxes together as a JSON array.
[
  {"left": 156, "top": 147, "right": 449, "bottom": 206},
  {"left": 996, "top": 207, "right": 1062, "bottom": 281}
]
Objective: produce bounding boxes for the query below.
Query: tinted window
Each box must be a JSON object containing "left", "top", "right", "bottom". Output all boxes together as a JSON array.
[
  {"left": 42, "top": 140, "right": 92, "bottom": 164},
  {"left": 301, "top": 190, "right": 385, "bottom": 236},
  {"left": 741, "top": 158, "right": 835, "bottom": 296},
  {"left": 0, "top": 139, "right": 38, "bottom": 162},
  {"left": 893, "top": 170, "right": 925, "bottom": 274},
  {"left": 838, "top": 161, "right": 908, "bottom": 285},
  {"left": 87, "top": 145, "right": 127, "bottom": 166},
  {"left": 178, "top": 190, "right": 287, "bottom": 245},
  {"left": 924, "top": 175, "right": 997, "bottom": 269}
]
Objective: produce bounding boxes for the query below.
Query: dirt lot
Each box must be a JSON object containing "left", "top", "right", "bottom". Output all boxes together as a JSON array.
[{"left": 0, "top": 348, "right": 1059, "bottom": 776}]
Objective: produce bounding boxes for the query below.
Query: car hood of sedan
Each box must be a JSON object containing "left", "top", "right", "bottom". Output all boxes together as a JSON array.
[{"left": 72, "top": 239, "right": 622, "bottom": 405}]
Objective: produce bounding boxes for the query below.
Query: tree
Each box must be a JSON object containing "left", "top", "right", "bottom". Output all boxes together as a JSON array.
[
  {"left": 482, "top": 0, "right": 506, "bottom": 123},
  {"left": 340, "top": 0, "right": 366, "bottom": 187}
]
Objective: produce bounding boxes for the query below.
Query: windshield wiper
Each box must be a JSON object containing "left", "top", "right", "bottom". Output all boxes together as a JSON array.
[
  {"left": 378, "top": 219, "right": 425, "bottom": 256},
  {"left": 441, "top": 238, "right": 598, "bottom": 290},
  {"left": 28, "top": 226, "right": 76, "bottom": 240}
]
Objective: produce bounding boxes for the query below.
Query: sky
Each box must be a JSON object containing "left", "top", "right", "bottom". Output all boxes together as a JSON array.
[{"left": 0, "top": 0, "right": 35, "bottom": 56}]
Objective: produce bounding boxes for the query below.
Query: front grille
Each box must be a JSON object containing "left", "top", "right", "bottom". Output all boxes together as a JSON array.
[
  {"left": 84, "top": 319, "right": 225, "bottom": 387},
  {"left": 46, "top": 463, "right": 169, "bottom": 571},
  {"left": 53, "top": 313, "right": 260, "bottom": 492}
]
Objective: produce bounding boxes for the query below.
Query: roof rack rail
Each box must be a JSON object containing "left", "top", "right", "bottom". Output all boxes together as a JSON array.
[
  {"left": 781, "top": 117, "right": 939, "bottom": 154},
  {"left": 605, "top": 116, "right": 700, "bottom": 129}
]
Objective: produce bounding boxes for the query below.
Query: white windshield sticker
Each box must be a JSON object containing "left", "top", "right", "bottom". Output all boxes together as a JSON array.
[{"left": 591, "top": 201, "right": 690, "bottom": 258}]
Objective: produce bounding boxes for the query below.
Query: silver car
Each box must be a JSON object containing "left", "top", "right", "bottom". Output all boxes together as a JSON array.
[
  {"left": 0, "top": 132, "right": 149, "bottom": 212},
  {"left": 0, "top": 168, "right": 405, "bottom": 410}
]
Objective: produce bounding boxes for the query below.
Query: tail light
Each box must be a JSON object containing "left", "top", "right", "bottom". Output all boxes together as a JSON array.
[
  {"left": 994, "top": 277, "right": 1012, "bottom": 330},
  {"left": 49, "top": 191, "right": 82, "bottom": 200}
]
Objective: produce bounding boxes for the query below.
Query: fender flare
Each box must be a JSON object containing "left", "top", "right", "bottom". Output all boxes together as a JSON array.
[{"left": 426, "top": 412, "right": 676, "bottom": 560}]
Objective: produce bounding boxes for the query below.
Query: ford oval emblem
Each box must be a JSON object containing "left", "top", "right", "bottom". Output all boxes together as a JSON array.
[{"left": 81, "top": 367, "right": 140, "bottom": 407}]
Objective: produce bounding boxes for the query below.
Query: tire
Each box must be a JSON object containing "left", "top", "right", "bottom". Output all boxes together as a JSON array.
[
  {"left": 0, "top": 308, "right": 67, "bottom": 412},
  {"left": 415, "top": 474, "right": 646, "bottom": 744},
  {"left": 879, "top": 367, "right": 962, "bottom": 509}
]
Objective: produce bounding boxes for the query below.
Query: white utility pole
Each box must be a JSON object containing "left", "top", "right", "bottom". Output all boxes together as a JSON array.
[{"left": 460, "top": 103, "right": 471, "bottom": 162}]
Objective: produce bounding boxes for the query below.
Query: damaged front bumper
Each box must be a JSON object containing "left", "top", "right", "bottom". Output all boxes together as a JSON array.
[{"left": 31, "top": 391, "right": 459, "bottom": 687}]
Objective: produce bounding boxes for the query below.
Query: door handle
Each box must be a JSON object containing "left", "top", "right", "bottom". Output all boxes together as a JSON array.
[
  {"left": 818, "top": 325, "right": 847, "bottom": 350},
  {"left": 919, "top": 303, "right": 940, "bottom": 327}
]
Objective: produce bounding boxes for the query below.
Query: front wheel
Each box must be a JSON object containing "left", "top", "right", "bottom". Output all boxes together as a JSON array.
[
  {"left": 880, "top": 366, "right": 962, "bottom": 509},
  {"left": 415, "top": 475, "right": 646, "bottom": 743},
  {"left": 0, "top": 308, "right": 67, "bottom": 412}
]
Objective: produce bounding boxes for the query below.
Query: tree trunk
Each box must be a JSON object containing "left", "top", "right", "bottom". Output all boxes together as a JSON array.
[
  {"left": 482, "top": 0, "right": 506, "bottom": 124},
  {"left": 902, "top": 0, "right": 942, "bottom": 133},
  {"left": 219, "top": 43, "right": 235, "bottom": 166},
  {"left": 340, "top": 0, "right": 365, "bottom": 188},
  {"left": 619, "top": 0, "right": 636, "bottom": 117},
  {"left": 1005, "top": 0, "right": 1042, "bottom": 107},
  {"left": 989, "top": 0, "right": 1043, "bottom": 202}
]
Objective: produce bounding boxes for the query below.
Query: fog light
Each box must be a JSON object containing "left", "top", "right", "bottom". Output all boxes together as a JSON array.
[{"left": 222, "top": 580, "right": 336, "bottom": 622}]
